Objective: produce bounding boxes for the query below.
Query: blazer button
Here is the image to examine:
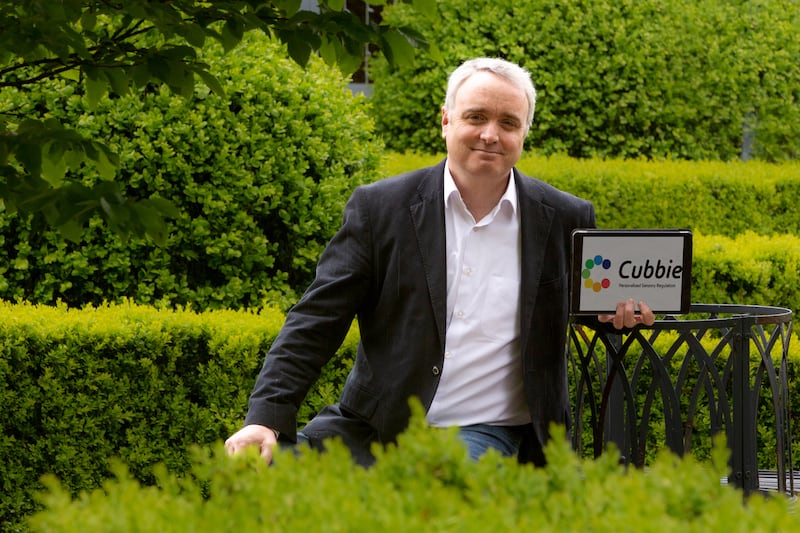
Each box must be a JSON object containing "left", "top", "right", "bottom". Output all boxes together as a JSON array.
[{"left": 432, "top": 366, "right": 440, "bottom": 375}]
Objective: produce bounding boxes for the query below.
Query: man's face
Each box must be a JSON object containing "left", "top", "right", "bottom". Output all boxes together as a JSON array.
[{"left": 442, "top": 71, "right": 528, "bottom": 186}]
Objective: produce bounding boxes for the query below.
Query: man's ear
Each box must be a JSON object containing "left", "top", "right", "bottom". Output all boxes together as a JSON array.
[{"left": 441, "top": 107, "right": 449, "bottom": 138}]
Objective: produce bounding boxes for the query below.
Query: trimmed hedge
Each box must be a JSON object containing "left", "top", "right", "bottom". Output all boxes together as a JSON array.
[
  {"left": 383, "top": 153, "right": 800, "bottom": 238},
  {"left": 28, "top": 408, "right": 800, "bottom": 532},
  {"left": 692, "top": 232, "right": 800, "bottom": 313},
  {"left": 518, "top": 156, "right": 800, "bottom": 238},
  {"left": 370, "top": 0, "right": 800, "bottom": 161},
  {"left": 2, "top": 299, "right": 798, "bottom": 531},
  {"left": 0, "top": 300, "right": 357, "bottom": 531},
  {"left": 0, "top": 32, "right": 382, "bottom": 311}
]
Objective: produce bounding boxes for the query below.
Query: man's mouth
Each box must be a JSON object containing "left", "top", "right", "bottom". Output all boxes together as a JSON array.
[{"left": 473, "top": 148, "right": 502, "bottom": 155}]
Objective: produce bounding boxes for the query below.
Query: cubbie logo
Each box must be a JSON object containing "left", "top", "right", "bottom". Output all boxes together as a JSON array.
[
  {"left": 571, "top": 229, "right": 692, "bottom": 315},
  {"left": 582, "top": 255, "right": 611, "bottom": 292}
]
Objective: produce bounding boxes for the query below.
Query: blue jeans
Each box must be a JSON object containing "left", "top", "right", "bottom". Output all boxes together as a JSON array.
[
  {"left": 457, "top": 424, "right": 524, "bottom": 460},
  {"left": 291, "top": 425, "right": 523, "bottom": 461}
]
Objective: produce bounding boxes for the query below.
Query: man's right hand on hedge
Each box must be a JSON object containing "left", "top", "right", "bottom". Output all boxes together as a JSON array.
[{"left": 225, "top": 424, "right": 278, "bottom": 463}]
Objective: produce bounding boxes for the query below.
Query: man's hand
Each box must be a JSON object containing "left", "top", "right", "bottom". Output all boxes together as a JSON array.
[
  {"left": 598, "top": 299, "right": 655, "bottom": 329},
  {"left": 225, "top": 424, "right": 278, "bottom": 463}
]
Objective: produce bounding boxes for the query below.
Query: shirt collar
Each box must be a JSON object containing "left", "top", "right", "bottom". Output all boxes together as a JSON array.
[{"left": 443, "top": 160, "right": 519, "bottom": 217}]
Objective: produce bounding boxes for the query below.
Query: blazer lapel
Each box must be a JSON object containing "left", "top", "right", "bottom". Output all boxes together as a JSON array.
[
  {"left": 516, "top": 173, "right": 556, "bottom": 354},
  {"left": 409, "top": 162, "right": 448, "bottom": 350}
]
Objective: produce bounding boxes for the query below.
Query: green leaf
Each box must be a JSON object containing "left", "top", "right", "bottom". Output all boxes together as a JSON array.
[
  {"left": 80, "top": 12, "right": 97, "bottom": 31},
  {"left": 339, "top": 54, "right": 363, "bottom": 75},
  {"left": 85, "top": 73, "right": 108, "bottom": 109},
  {"left": 147, "top": 56, "right": 172, "bottom": 84},
  {"left": 168, "top": 64, "right": 195, "bottom": 98},
  {"left": 180, "top": 22, "right": 207, "bottom": 48},
  {"left": 381, "top": 29, "right": 416, "bottom": 69},
  {"left": 326, "top": 0, "right": 346, "bottom": 11},
  {"left": 222, "top": 18, "right": 245, "bottom": 50},
  {"left": 57, "top": 220, "right": 84, "bottom": 243},
  {"left": 91, "top": 144, "right": 117, "bottom": 180},
  {"left": 195, "top": 69, "right": 225, "bottom": 97},
  {"left": 41, "top": 143, "right": 68, "bottom": 186},
  {"left": 145, "top": 196, "right": 180, "bottom": 219},
  {"left": 318, "top": 37, "right": 338, "bottom": 66},
  {"left": 133, "top": 203, "right": 170, "bottom": 245},
  {"left": 411, "top": 0, "right": 438, "bottom": 19},
  {"left": 285, "top": 35, "right": 312, "bottom": 67},
  {"left": 106, "top": 68, "right": 130, "bottom": 96},
  {"left": 16, "top": 143, "right": 42, "bottom": 179},
  {"left": 97, "top": 190, "right": 130, "bottom": 229},
  {"left": 59, "top": 69, "right": 81, "bottom": 82},
  {"left": 275, "top": 0, "right": 303, "bottom": 16},
  {"left": 129, "top": 64, "right": 152, "bottom": 88}
]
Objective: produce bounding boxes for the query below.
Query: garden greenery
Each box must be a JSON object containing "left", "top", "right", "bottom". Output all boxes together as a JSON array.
[
  {"left": 0, "top": 32, "right": 382, "bottom": 311},
  {"left": 1, "top": 300, "right": 798, "bottom": 530},
  {"left": 371, "top": 0, "right": 800, "bottom": 161},
  {"left": 27, "top": 405, "right": 800, "bottom": 532}
]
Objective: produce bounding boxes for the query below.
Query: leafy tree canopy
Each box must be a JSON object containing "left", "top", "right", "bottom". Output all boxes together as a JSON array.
[{"left": 0, "top": 0, "right": 433, "bottom": 243}]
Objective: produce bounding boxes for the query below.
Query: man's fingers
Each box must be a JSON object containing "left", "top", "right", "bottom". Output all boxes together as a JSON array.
[
  {"left": 638, "top": 300, "right": 655, "bottom": 326},
  {"left": 225, "top": 425, "right": 277, "bottom": 463},
  {"left": 624, "top": 298, "right": 637, "bottom": 328},
  {"left": 597, "top": 299, "right": 656, "bottom": 330},
  {"left": 260, "top": 442, "right": 275, "bottom": 463},
  {"left": 614, "top": 300, "right": 626, "bottom": 329}
]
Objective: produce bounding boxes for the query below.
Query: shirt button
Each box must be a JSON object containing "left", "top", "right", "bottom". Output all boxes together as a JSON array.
[
  {"left": 444, "top": 351, "right": 452, "bottom": 358},
  {"left": 463, "top": 266, "right": 472, "bottom": 275},
  {"left": 456, "top": 311, "right": 464, "bottom": 318},
  {"left": 432, "top": 366, "right": 440, "bottom": 375}
]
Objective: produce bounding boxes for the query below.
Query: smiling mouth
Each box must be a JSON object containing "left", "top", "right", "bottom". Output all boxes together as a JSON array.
[{"left": 473, "top": 148, "right": 502, "bottom": 155}]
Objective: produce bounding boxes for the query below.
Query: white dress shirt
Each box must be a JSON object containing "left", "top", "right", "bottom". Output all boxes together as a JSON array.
[{"left": 426, "top": 162, "right": 530, "bottom": 428}]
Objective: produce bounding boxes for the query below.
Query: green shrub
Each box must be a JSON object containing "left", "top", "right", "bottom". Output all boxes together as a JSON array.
[
  {"left": 28, "top": 405, "right": 800, "bottom": 532},
  {"left": 0, "top": 300, "right": 358, "bottom": 531},
  {"left": 692, "top": 232, "right": 800, "bottom": 313},
  {"left": 1, "top": 297, "right": 797, "bottom": 530},
  {"left": 0, "top": 32, "right": 383, "bottom": 310},
  {"left": 382, "top": 153, "right": 800, "bottom": 239},
  {"left": 371, "top": 0, "right": 800, "bottom": 161}
]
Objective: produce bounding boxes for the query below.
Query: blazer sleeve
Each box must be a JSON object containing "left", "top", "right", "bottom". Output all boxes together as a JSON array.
[{"left": 243, "top": 186, "right": 374, "bottom": 441}]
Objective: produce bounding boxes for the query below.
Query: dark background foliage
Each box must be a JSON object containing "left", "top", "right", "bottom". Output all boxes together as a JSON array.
[{"left": 370, "top": 0, "right": 799, "bottom": 162}]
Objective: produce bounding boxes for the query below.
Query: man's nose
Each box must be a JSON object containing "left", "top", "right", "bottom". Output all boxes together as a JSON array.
[{"left": 479, "top": 121, "right": 500, "bottom": 143}]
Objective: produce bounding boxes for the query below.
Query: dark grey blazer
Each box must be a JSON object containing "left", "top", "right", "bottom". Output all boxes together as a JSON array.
[{"left": 244, "top": 160, "right": 596, "bottom": 466}]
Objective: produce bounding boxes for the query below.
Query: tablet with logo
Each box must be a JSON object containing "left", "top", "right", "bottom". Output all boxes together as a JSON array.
[{"left": 570, "top": 229, "right": 692, "bottom": 315}]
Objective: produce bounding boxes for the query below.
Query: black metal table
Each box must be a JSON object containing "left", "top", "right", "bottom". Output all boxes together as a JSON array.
[{"left": 569, "top": 304, "right": 794, "bottom": 495}]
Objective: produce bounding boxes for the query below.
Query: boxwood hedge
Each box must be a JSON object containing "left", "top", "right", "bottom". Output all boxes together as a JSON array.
[
  {"left": 28, "top": 413, "right": 800, "bottom": 532},
  {"left": 370, "top": 0, "right": 800, "bottom": 162},
  {"left": 0, "top": 33, "right": 382, "bottom": 311}
]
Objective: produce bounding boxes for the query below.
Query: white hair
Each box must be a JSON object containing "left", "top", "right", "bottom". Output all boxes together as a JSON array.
[{"left": 443, "top": 57, "right": 537, "bottom": 134}]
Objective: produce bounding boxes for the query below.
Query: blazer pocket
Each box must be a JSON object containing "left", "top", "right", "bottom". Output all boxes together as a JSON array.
[{"left": 339, "top": 381, "right": 380, "bottom": 421}]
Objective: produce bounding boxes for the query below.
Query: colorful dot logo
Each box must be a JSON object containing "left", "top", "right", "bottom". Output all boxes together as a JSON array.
[{"left": 582, "top": 255, "right": 612, "bottom": 292}]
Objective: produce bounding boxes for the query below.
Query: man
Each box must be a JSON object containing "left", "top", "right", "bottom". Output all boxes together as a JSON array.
[{"left": 226, "top": 57, "right": 653, "bottom": 466}]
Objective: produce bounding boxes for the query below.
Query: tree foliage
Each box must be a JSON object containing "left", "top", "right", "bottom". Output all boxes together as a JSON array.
[
  {"left": 0, "top": 0, "right": 431, "bottom": 242},
  {"left": 370, "top": 0, "right": 799, "bottom": 162}
]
